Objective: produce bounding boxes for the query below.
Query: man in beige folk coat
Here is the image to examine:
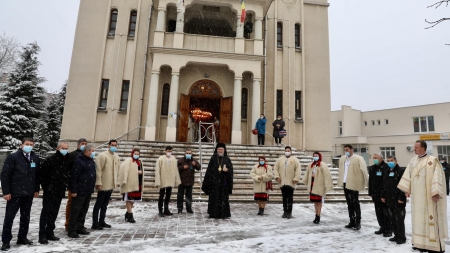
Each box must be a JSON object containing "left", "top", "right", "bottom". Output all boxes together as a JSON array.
[
  {"left": 155, "top": 146, "right": 181, "bottom": 217},
  {"left": 337, "top": 144, "right": 368, "bottom": 230},
  {"left": 92, "top": 140, "right": 120, "bottom": 230},
  {"left": 274, "top": 146, "right": 301, "bottom": 219}
]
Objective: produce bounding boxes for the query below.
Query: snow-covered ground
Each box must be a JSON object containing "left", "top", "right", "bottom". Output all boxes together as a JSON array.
[{"left": 0, "top": 198, "right": 448, "bottom": 253}]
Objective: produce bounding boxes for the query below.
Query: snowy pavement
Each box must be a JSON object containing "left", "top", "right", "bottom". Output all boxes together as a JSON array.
[{"left": 0, "top": 197, "right": 448, "bottom": 253}]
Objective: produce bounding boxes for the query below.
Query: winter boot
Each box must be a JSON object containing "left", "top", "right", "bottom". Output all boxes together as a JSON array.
[
  {"left": 354, "top": 218, "right": 361, "bottom": 230},
  {"left": 257, "top": 208, "right": 262, "bottom": 215},
  {"left": 374, "top": 228, "right": 384, "bottom": 235},
  {"left": 125, "top": 212, "right": 129, "bottom": 221},
  {"left": 91, "top": 223, "right": 104, "bottom": 230},
  {"left": 164, "top": 205, "right": 173, "bottom": 216},
  {"left": 128, "top": 213, "right": 136, "bottom": 223},
  {"left": 260, "top": 208, "right": 264, "bottom": 215},
  {"left": 345, "top": 218, "right": 355, "bottom": 229},
  {"left": 313, "top": 215, "right": 320, "bottom": 224}
]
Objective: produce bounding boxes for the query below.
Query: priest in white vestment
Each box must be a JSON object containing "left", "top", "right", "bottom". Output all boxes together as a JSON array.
[{"left": 398, "top": 140, "right": 448, "bottom": 252}]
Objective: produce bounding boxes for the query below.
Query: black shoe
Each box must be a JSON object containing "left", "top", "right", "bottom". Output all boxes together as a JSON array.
[
  {"left": 383, "top": 231, "right": 392, "bottom": 237},
  {"left": 164, "top": 210, "right": 173, "bottom": 216},
  {"left": 158, "top": 212, "right": 164, "bottom": 217},
  {"left": 313, "top": 215, "right": 320, "bottom": 224},
  {"left": 187, "top": 209, "right": 194, "bottom": 214},
  {"left": 286, "top": 213, "right": 292, "bottom": 219},
  {"left": 374, "top": 228, "right": 384, "bottom": 235},
  {"left": 389, "top": 236, "right": 397, "bottom": 242},
  {"left": 412, "top": 247, "right": 427, "bottom": 252},
  {"left": 257, "top": 208, "right": 262, "bottom": 215},
  {"left": 396, "top": 239, "right": 406, "bottom": 245},
  {"left": 91, "top": 223, "right": 104, "bottom": 230},
  {"left": 345, "top": 220, "right": 355, "bottom": 229},
  {"left": 16, "top": 238, "right": 33, "bottom": 245},
  {"left": 178, "top": 209, "right": 182, "bottom": 214},
  {"left": 353, "top": 219, "right": 361, "bottom": 230},
  {"left": 260, "top": 208, "right": 264, "bottom": 216},
  {"left": 68, "top": 232, "right": 79, "bottom": 238},
  {"left": 38, "top": 238, "right": 48, "bottom": 245},
  {"left": 128, "top": 213, "right": 136, "bottom": 223},
  {"left": 125, "top": 212, "right": 129, "bottom": 221},
  {"left": 282, "top": 212, "right": 287, "bottom": 218},
  {"left": 46, "top": 235, "right": 60, "bottom": 241},
  {"left": 1, "top": 242, "right": 10, "bottom": 251},
  {"left": 100, "top": 221, "right": 111, "bottom": 228},
  {"left": 76, "top": 229, "right": 90, "bottom": 235}
]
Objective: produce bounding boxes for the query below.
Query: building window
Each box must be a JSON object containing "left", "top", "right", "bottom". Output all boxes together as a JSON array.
[
  {"left": 167, "top": 20, "right": 176, "bottom": 32},
  {"left": 371, "top": 120, "right": 375, "bottom": 126},
  {"left": 295, "top": 91, "right": 301, "bottom": 119},
  {"left": 277, "top": 22, "right": 283, "bottom": 48},
  {"left": 413, "top": 116, "right": 434, "bottom": 132},
  {"left": 241, "top": 88, "right": 248, "bottom": 119},
  {"left": 161, "top": 83, "right": 170, "bottom": 115},
  {"left": 385, "top": 119, "right": 389, "bottom": 125},
  {"left": 364, "top": 121, "right": 367, "bottom": 126},
  {"left": 377, "top": 120, "right": 381, "bottom": 125},
  {"left": 380, "top": 147, "right": 396, "bottom": 159},
  {"left": 339, "top": 121, "right": 342, "bottom": 135},
  {"left": 99, "top": 79, "right": 109, "bottom": 109},
  {"left": 108, "top": 9, "right": 118, "bottom": 36},
  {"left": 119, "top": 80, "right": 130, "bottom": 111},
  {"left": 276, "top": 90, "right": 283, "bottom": 117},
  {"left": 128, "top": 11, "right": 137, "bottom": 37},
  {"left": 437, "top": 145, "right": 450, "bottom": 162},
  {"left": 294, "top": 24, "right": 301, "bottom": 49}
]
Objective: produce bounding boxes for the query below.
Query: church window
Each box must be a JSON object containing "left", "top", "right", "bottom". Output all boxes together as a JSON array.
[
  {"left": 241, "top": 88, "right": 248, "bottom": 119},
  {"left": 295, "top": 24, "right": 301, "bottom": 49},
  {"left": 276, "top": 90, "right": 283, "bottom": 117},
  {"left": 161, "top": 83, "right": 170, "bottom": 116},
  {"left": 277, "top": 22, "right": 283, "bottom": 48},
  {"left": 128, "top": 11, "right": 137, "bottom": 37},
  {"left": 99, "top": 79, "right": 109, "bottom": 109},
  {"left": 119, "top": 80, "right": 130, "bottom": 111},
  {"left": 108, "top": 9, "right": 118, "bottom": 36}
]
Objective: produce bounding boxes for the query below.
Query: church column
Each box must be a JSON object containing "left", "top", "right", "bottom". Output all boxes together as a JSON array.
[
  {"left": 231, "top": 77, "right": 242, "bottom": 144},
  {"left": 235, "top": 15, "right": 244, "bottom": 54},
  {"left": 254, "top": 18, "right": 263, "bottom": 55},
  {"left": 173, "top": 10, "right": 185, "bottom": 48},
  {"left": 165, "top": 72, "right": 179, "bottom": 142},
  {"left": 154, "top": 8, "right": 166, "bottom": 47},
  {"left": 254, "top": 19, "right": 262, "bottom": 40},
  {"left": 145, "top": 71, "right": 160, "bottom": 141},
  {"left": 251, "top": 78, "right": 261, "bottom": 145}
]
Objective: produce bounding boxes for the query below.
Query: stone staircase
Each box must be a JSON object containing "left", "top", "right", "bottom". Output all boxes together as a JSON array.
[{"left": 101, "top": 141, "right": 371, "bottom": 203}]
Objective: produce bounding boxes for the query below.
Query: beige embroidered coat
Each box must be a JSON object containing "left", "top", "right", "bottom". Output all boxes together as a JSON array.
[
  {"left": 118, "top": 158, "right": 143, "bottom": 194},
  {"left": 302, "top": 162, "right": 334, "bottom": 197},
  {"left": 250, "top": 164, "right": 273, "bottom": 193},
  {"left": 273, "top": 156, "right": 301, "bottom": 188},
  {"left": 155, "top": 155, "right": 181, "bottom": 188},
  {"left": 337, "top": 154, "right": 368, "bottom": 191},
  {"left": 95, "top": 150, "right": 120, "bottom": 191}
]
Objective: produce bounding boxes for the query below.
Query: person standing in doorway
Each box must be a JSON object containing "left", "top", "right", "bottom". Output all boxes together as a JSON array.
[
  {"left": 92, "top": 140, "right": 120, "bottom": 230},
  {"left": 250, "top": 156, "right": 273, "bottom": 215},
  {"left": 439, "top": 157, "right": 450, "bottom": 195},
  {"left": 272, "top": 115, "right": 285, "bottom": 147},
  {"left": 255, "top": 114, "right": 267, "bottom": 146},
  {"left": 177, "top": 149, "right": 201, "bottom": 214},
  {"left": 337, "top": 144, "right": 368, "bottom": 230},
  {"left": 155, "top": 146, "right": 181, "bottom": 217}
]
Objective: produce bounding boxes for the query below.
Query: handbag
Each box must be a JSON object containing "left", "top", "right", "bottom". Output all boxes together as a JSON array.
[
  {"left": 252, "top": 129, "right": 258, "bottom": 135},
  {"left": 279, "top": 129, "right": 287, "bottom": 137},
  {"left": 264, "top": 165, "right": 273, "bottom": 191}
]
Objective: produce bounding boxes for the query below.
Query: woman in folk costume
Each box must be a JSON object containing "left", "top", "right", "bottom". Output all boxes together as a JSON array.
[
  {"left": 302, "top": 151, "right": 333, "bottom": 224},
  {"left": 201, "top": 143, "right": 234, "bottom": 219},
  {"left": 117, "top": 148, "right": 144, "bottom": 223},
  {"left": 250, "top": 156, "right": 273, "bottom": 215}
]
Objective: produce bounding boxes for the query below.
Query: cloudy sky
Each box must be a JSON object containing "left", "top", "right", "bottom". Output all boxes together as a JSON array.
[{"left": 0, "top": 0, "right": 449, "bottom": 111}]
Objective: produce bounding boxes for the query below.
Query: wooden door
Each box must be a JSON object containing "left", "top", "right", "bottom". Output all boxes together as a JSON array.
[
  {"left": 219, "top": 97, "right": 232, "bottom": 143},
  {"left": 178, "top": 94, "right": 190, "bottom": 142}
]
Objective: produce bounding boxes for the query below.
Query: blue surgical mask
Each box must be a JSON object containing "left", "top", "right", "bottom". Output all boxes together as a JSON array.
[
  {"left": 373, "top": 160, "right": 379, "bottom": 165},
  {"left": 59, "top": 150, "right": 68, "bottom": 156},
  {"left": 441, "top": 161, "right": 445, "bottom": 164},
  {"left": 345, "top": 152, "right": 350, "bottom": 157},
  {"left": 133, "top": 155, "right": 139, "bottom": 160},
  {"left": 313, "top": 157, "right": 319, "bottom": 162},
  {"left": 387, "top": 162, "right": 395, "bottom": 169},
  {"left": 259, "top": 161, "right": 265, "bottom": 165},
  {"left": 80, "top": 145, "right": 85, "bottom": 151},
  {"left": 186, "top": 154, "right": 192, "bottom": 160},
  {"left": 109, "top": 147, "right": 117, "bottom": 152},
  {"left": 90, "top": 152, "right": 96, "bottom": 158},
  {"left": 23, "top": 145, "right": 33, "bottom": 153}
]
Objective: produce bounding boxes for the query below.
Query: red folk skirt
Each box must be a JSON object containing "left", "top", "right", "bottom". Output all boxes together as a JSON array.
[
  {"left": 309, "top": 177, "right": 322, "bottom": 202},
  {"left": 254, "top": 193, "right": 269, "bottom": 201}
]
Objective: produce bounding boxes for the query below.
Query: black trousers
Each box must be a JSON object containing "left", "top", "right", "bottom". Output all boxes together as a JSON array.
[
  {"left": 1, "top": 195, "right": 33, "bottom": 243},
  {"left": 446, "top": 174, "right": 449, "bottom": 195},
  {"left": 274, "top": 137, "right": 282, "bottom": 144},
  {"left": 258, "top": 134, "right": 265, "bottom": 145},
  {"left": 68, "top": 194, "right": 91, "bottom": 233},
  {"left": 177, "top": 185, "right": 193, "bottom": 211},
  {"left": 386, "top": 203, "right": 406, "bottom": 241},
  {"left": 39, "top": 191, "right": 63, "bottom": 238},
  {"left": 92, "top": 190, "right": 112, "bottom": 224},
  {"left": 373, "top": 197, "right": 390, "bottom": 231},
  {"left": 158, "top": 187, "right": 172, "bottom": 212},
  {"left": 344, "top": 184, "right": 361, "bottom": 220},
  {"left": 281, "top": 186, "right": 294, "bottom": 213}
]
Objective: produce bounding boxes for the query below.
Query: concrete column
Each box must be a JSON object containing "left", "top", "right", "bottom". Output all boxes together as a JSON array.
[
  {"left": 231, "top": 77, "right": 242, "bottom": 144},
  {"left": 255, "top": 19, "right": 262, "bottom": 39},
  {"left": 236, "top": 15, "right": 244, "bottom": 38},
  {"left": 156, "top": 9, "right": 166, "bottom": 31},
  {"left": 173, "top": 10, "right": 185, "bottom": 48},
  {"left": 176, "top": 11, "right": 184, "bottom": 32},
  {"left": 145, "top": 72, "right": 160, "bottom": 141},
  {"left": 251, "top": 78, "right": 261, "bottom": 145},
  {"left": 166, "top": 72, "right": 180, "bottom": 142}
]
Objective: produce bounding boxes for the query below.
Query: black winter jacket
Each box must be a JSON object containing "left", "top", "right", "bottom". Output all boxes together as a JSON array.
[
  {"left": 1, "top": 149, "right": 41, "bottom": 196},
  {"left": 38, "top": 150, "right": 70, "bottom": 197},
  {"left": 380, "top": 164, "right": 406, "bottom": 206},
  {"left": 368, "top": 161, "right": 389, "bottom": 199},
  {"left": 70, "top": 153, "right": 96, "bottom": 196}
]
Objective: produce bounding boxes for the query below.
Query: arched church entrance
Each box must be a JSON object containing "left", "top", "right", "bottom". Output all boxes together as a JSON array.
[{"left": 178, "top": 79, "right": 232, "bottom": 143}]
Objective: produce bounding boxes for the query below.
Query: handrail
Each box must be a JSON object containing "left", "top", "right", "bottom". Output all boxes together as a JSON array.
[
  {"left": 95, "top": 126, "right": 148, "bottom": 149},
  {"left": 196, "top": 121, "right": 216, "bottom": 199},
  {"left": 264, "top": 131, "right": 285, "bottom": 146}
]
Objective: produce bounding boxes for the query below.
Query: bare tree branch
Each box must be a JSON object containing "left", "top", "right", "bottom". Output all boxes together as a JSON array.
[
  {"left": 425, "top": 17, "right": 450, "bottom": 29},
  {"left": 428, "top": 0, "right": 450, "bottom": 9},
  {"left": 0, "top": 33, "right": 20, "bottom": 74}
]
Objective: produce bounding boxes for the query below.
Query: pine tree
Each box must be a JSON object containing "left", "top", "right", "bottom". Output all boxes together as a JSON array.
[
  {"left": 0, "top": 42, "right": 47, "bottom": 150},
  {"left": 45, "top": 81, "right": 67, "bottom": 149}
]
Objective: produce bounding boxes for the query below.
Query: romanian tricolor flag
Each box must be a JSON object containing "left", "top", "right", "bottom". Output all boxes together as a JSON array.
[{"left": 240, "top": 0, "right": 246, "bottom": 23}]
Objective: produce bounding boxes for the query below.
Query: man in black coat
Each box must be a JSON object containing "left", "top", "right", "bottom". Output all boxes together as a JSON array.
[
  {"left": 1, "top": 137, "right": 40, "bottom": 251},
  {"left": 439, "top": 157, "right": 450, "bottom": 195},
  {"left": 381, "top": 156, "right": 406, "bottom": 244},
  {"left": 37, "top": 142, "right": 70, "bottom": 244},
  {"left": 177, "top": 148, "right": 201, "bottom": 214},
  {"left": 67, "top": 145, "right": 96, "bottom": 238},
  {"left": 65, "top": 138, "right": 87, "bottom": 231},
  {"left": 368, "top": 153, "right": 391, "bottom": 237}
]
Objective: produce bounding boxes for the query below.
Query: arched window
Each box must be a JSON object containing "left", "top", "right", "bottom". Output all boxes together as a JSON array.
[
  {"left": 161, "top": 83, "right": 170, "bottom": 115},
  {"left": 241, "top": 88, "right": 248, "bottom": 119},
  {"left": 108, "top": 9, "right": 118, "bottom": 36},
  {"left": 295, "top": 23, "right": 301, "bottom": 49},
  {"left": 128, "top": 11, "right": 137, "bottom": 37},
  {"left": 277, "top": 22, "right": 283, "bottom": 48}
]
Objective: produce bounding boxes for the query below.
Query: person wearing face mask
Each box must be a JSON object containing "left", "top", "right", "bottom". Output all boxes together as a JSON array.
[
  {"left": 65, "top": 138, "right": 88, "bottom": 231},
  {"left": 302, "top": 151, "right": 333, "bottom": 224},
  {"left": 177, "top": 148, "right": 201, "bottom": 214},
  {"left": 155, "top": 146, "right": 181, "bottom": 217},
  {"left": 92, "top": 139, "right": 120, "bottom": 230},
  {"left": 255, "top": 114, "right": 267, "bottom": 146},
  {"left": 272, "top": 115, "right": 285, "bottom": 147},
  {"left": 37, "top": 142, "right": 71, "bottom": 244},
  {"left": 380, "top": 156, "right": 406, "bottom": 245},
  {"left": 118, "top": 148, "right": 144, "bottom": 223},
  {"left": 250, "top": 157, "right": 273, "bottom": 215},
  {"left": 337, "top": 144, "right": 368, "bottom": 230},
  {"left": 439, "top": 157, "right": 450, "bottom": 195},
  {"left": 202, "top": 143, "right": 234, "bottom": 219},
  {"left": 273, "top": 146, "right": 301, "bottom": 219},
  {"left": 1, "top": 137, "right": 40, "bottom": 251},
  {"left": 368, "top": 153, "right": 391, "bottom": 237},
  {"left": 68, "top": 145, "right": 96, "bottom": 238}
]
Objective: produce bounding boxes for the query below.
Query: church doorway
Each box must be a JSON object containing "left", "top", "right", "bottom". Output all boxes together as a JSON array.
[{"left": 178, "top": 80, "right": 232, "bottom": 143}]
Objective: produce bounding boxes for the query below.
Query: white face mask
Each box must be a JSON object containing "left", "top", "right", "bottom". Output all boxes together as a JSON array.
[
  {"left": 166, "top": 152, "right": 172, "bottom": 157},
  {"left": 285, "top": 152, "right": 291, "bottom": 157}
]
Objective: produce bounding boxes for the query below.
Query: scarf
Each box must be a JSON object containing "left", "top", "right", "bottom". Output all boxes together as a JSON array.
[
  {"left": 131, "top": 151, "right": 141, "bottom": 167},
  {"left": 311, "top": 152, "right": 322, "bottom": 168}
]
